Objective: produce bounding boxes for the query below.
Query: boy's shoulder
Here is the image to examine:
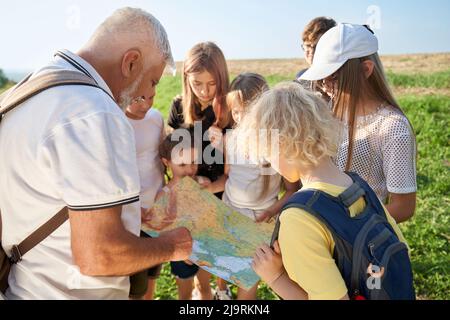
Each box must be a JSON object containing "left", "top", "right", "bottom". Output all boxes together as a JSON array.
[
  {"left": 146, "top": 108, "right": 163, "bottom": 120},
  {"left": 280, "top": 206, "right": 334, "bottom": 246},
  {"left": 144, "top": 109, "right": 164, "bottom": 127}
]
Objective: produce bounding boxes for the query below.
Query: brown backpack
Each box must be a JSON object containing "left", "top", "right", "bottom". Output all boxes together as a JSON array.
[{"left": 0, "top": 70, "right": 108, "bottom": 294}]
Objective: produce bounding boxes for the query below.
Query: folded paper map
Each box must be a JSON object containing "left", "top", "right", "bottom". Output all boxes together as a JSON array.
[{"left": 141, "top": 177, "right": 275, "bottom": 290}]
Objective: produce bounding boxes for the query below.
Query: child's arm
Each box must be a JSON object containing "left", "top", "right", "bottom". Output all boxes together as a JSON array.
[
  {"left": 255, "top": 178, "right": 300, "bottom": 223},
  {"left": 252, "top": 242, "right": 308, "bottom": 300},
  {"left": 386, "top": 192, "right": 416, "bottom": 223},
  {"left": 204, "top": 133, "right": 230, "bottom": 194},
  {"left": 204, "top": 164, "right": 229, "bottom": 194}
]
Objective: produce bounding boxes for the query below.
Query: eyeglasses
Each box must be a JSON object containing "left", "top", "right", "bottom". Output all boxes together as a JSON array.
[
  {"left": 321, "top": 72, "right": 339, "bottom": 86},
  {"left": 301, "top": 43, "right": 316, "bottom": 52},
  {"left": 131, "top": 96, "right": 147, "bottom": 104}
]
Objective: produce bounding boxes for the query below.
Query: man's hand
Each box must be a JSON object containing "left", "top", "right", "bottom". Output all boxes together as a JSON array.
[{"left": 159, "top": 227, "right": 193, "bottom": 262}]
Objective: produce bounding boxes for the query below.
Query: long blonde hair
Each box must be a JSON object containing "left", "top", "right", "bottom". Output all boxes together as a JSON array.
[
  {"left": 234, "top": 82, "right": 342, "bottom": 168},
  {"left": 182, "top": 42, "right": 231, "bottom": 128},
  {"left": 332, "top": 53, "right": 415, "bottom": 170}
]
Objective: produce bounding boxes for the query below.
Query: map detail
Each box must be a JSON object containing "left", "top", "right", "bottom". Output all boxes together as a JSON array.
[{"left": 141, "top": 177, "right": 275, "bottom": 290}]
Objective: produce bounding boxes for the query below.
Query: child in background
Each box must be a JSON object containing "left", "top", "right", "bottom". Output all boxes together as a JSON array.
[
  {"left": 300, "top": 23, "right": 417, "bottom": 223},
  {"left": 296, "top": 16, "right": 337, "bottom": 101},
  {"left": 297, "top": 16, "right": 337, "bottom": 80},
  {"left": 234, "top": 82, "right": 412, "bottom": 300},
  {"left": 206, "top": 73, "right": 300, "bottom": 300},
  {"left": 141, "top": 128, "right": 213, "bottom": 300},
  {"left": 124, "top": 97, "right": 165, "bottom": 300}
]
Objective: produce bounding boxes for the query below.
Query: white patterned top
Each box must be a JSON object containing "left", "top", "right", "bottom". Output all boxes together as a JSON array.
[{"left": 334, "top": 106, "right": 417, "bottom": 202}]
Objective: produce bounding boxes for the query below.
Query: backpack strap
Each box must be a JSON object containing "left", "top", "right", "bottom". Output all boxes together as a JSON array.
[
  {"left": 345, "top": 172, "right": 387, "bottom": 218},
  {"left": 0, "top": 68, "right": 111, "bottom": 264},
  {"left": 1, "top": 207, "right": 69, "bottom": 264},
  {"left": 270, "top": 190, "right": 316, "bottom": 248},
  {"left": 337, "top": 181, "right": 366, "bottom": 208},
  {"left": 0, "top": 69, "right": 114, "bottom": 121}
]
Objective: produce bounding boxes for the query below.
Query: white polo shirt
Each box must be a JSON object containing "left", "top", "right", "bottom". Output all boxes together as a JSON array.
[{"left": 0, "top": 50, "right": 141, "bottom": 300}]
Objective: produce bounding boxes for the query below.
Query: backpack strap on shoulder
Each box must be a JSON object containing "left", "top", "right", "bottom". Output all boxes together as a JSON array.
[
  {"left": 345, "top": 172, "right": 387, "bottom": 218},
  {"left": 270, "top": 190, "right": 316, "bottom": 248},
  {"left": 338, "top": 181, "right": 366, "bottom": 208},
  {"left": 1, "top": 68, "right": 107, "bottom": 265},
  {"left": 0, "top": 70, "right": 105, "bottom": 120}
]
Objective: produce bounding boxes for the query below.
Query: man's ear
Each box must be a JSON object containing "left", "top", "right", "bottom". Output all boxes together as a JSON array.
[
  {"left": 361, "top": 60, "right": 375, "bottom": 79},
  {"left": 121, "top": 49, "right": 142, "bottom": 79}
]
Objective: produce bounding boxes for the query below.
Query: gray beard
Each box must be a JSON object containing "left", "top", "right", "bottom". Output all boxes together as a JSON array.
[{"left": 118, "top": 74, "right": 144, "bottom": 112}]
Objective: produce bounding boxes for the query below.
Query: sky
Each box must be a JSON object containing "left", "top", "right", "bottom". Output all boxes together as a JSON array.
[{"left": 1, "top": 0, "right": 449, "bottom": 72}]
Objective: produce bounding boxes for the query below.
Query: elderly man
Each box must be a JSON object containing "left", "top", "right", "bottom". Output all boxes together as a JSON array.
[{"left": 0, "top": 7, "right": 192, "bottom": 299}]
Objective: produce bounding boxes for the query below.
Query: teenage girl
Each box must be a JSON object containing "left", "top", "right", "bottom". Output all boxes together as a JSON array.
[
  {"left": 167, "top": 42, "right": 233, "bottom": 299},
  {"left": 300, "top": 23, "right": 417, "bottom": 223}
]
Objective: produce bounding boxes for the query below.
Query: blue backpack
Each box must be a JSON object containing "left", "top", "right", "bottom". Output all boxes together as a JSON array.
[{"left": 271, "top": 172, "right": 415, "bottom": 300}]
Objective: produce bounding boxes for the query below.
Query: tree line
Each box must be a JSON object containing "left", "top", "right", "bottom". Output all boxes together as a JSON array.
[{"left": 0, "top": 68, "right": 9, "bottom": 88}]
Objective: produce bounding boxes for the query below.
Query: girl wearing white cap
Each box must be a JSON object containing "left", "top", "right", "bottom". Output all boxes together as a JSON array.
[{"left": 300, "top": 23, "right": 417, "bottom": 223}]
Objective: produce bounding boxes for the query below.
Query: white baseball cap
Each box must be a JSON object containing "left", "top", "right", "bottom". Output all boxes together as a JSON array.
[{"left": 300, "top": 23, "right": 379, "bottom": 81}]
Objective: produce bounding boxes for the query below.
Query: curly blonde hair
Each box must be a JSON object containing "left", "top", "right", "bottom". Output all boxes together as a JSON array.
[{"left": 234, "top": 82, "right": 343, "bottom": 168}]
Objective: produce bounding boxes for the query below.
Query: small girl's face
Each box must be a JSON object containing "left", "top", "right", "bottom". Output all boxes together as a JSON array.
[
  {"left": 188, "top": 71, "right": 217, "bottom": 106},
  {"left": 230, "top": 101, "right": 245, "bottom": 124},
  {"left": 163, "top": 148, "right": 198, "bottom": 180}
]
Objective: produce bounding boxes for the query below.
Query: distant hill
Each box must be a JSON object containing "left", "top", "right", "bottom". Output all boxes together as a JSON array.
[
  {"left": 174, "top": 53, "right": 450, "bottom": 76},
  {"left": 3, "top": 52, "right": 449, "bottom": 81}
]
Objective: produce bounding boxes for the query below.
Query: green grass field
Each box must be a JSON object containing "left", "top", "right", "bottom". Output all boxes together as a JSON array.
[{"left": 0, "top": 68, "right": 448, "bottom": 300}]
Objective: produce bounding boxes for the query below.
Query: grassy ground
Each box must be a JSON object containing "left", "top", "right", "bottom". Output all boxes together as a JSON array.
[
  {"left": 0, "top": 57, "right": 448, "bottom": 300},
  {"left": 151, "top": 70, "right": 449, "bottom": 300}
]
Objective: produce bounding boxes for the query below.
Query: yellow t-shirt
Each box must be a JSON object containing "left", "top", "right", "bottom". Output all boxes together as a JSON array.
[{"left": 279, "top": 181, "right": 407, "bottom": 300}]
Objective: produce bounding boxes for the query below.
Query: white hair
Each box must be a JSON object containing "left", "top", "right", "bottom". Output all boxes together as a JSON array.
[{"left": 86, "top": 7, "right": 174, "bottom": 70}]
